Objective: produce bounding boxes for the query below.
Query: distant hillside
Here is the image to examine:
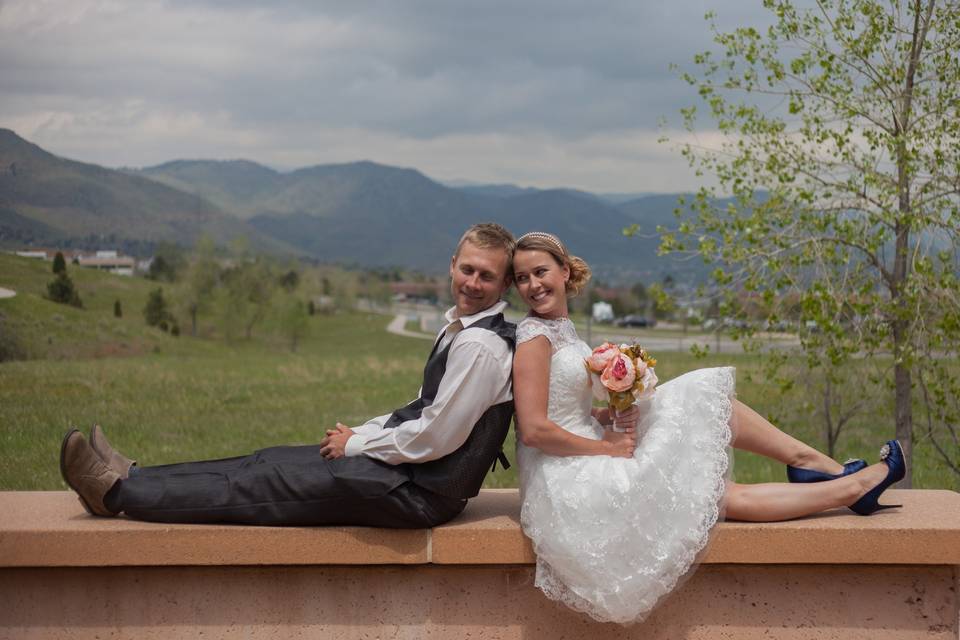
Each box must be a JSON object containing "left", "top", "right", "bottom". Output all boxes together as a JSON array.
[
  {"left": 2, "top": 129, "right": 709, "bottom": 284},
  {"left": 247, "top": 162, "right": 496, "bottom": 269},
  {"left": 453, "top": 184, "right": 542, "bottom": 199},
  {"left": 131, "top": 159, "right": 284, "bottom": 218},
  {"left": 136, "top": 156, "right": 702, "bottom": 281},
  {"left": 0, "top": 251, "right": 181, "bottom": 361},
  {"left": 451, "top": 184, "right": 652, "bottom": 204},
  {"left": 0, "top": 129, "right": 295, "bottom": 254},
  {"left": 597, "top": 191, "right": 656, "bottom": 204},
  {"left": 492, "top": 189, "right": 705, "bottom": 283}
]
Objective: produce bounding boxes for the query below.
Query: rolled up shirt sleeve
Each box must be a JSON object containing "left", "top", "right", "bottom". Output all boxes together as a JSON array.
[
  {"left": 345, "top": 332, "right": 512, "bottom": 465},
  {"left": 342, "top": 412, "right": 392, "bottom": 457}
]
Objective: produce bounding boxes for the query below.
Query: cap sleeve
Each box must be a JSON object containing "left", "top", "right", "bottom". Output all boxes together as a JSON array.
[{"left": 516, "top": 316, "right": 554, "bottom": 347}]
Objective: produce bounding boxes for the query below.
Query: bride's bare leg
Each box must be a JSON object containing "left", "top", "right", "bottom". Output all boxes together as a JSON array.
[
  {"left": 724, "top": 463, "right": 888, "bottom": 521},
  {"left": 730, "top": 400, "right": 842, "bottom": 474}
]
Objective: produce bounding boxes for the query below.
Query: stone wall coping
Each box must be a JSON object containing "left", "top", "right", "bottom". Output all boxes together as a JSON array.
[{"left": 1, "top": 489, "right": 958, "bottom": 568}]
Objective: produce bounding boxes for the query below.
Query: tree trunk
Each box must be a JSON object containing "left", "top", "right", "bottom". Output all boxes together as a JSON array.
[
  {"left": 823, "top": 377, "right": 837, "bottom": 458},
  {"left": 890, "top": 217, "right": 914, "bottom": 487},
  {"left": 887, "top": 0, "right": 933, "bottom": 487},
  {"left": 893, "top": 359, "right": 913, "bottom": 488}
]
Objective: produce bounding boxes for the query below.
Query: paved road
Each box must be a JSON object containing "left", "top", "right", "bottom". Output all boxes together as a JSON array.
[
  {"left": 576, "top": 328, "right": 797, "bottom": 354},
  {"left": 385, "top": 313, "right": 434, "bottom": 340},
  {"left": 385, "top": 305, "right": 797, "bottom": 353}
]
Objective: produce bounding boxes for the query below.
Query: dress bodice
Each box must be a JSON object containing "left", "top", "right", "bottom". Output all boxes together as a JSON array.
[{"left": 515, "top": 315, "right": 597, "bottom": 439}]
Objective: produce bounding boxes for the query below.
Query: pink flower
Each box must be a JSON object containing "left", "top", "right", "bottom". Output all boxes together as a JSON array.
[
  {"left": 633, "top": 366, "right": 659, "bottom": 399},
  {"left": 586, "top": 342, "right": 621, "bottom": 373},
  {"left": 600, "top": 353, "right": 636, "bottom": 392}
]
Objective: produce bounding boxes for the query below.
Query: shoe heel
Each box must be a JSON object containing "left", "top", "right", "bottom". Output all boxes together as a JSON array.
[
  {"left": 849, "top": 440, "right": 906, "bottom": 515},
  {"left": 59, "top": 428, "right": 80, "bottom": 485},
  {"left": 854, "top": 503, "right": 901, "bottom": 516}
]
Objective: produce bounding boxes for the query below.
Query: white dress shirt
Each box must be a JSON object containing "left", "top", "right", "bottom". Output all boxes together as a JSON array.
[{"left": 344, "top": 301, "right": 514, "bottom": 464}]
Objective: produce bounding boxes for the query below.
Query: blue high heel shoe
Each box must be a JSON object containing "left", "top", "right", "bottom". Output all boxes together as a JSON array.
[
  {"left": 849, "top": 440, "right": 906, "bottom": 516},
  {"left": 786, "top": 458, "right": 867, "bottom": 483}
]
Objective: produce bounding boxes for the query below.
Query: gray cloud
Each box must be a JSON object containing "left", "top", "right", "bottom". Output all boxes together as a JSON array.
[{"left": 0, "top": 0, "right": 774, "bottom": 191}]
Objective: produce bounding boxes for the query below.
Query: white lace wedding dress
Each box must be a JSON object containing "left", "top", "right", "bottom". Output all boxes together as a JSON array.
[{"left": 516, "top": 315, "right": 735, "bottom": 624}]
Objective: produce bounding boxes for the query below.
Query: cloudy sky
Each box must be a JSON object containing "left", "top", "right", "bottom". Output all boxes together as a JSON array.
[{"left": 0, "top": 1, "right": 773, "bottom": 193}]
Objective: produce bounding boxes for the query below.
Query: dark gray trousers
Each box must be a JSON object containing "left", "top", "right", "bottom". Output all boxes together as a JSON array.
[{"left": 113, "top": 445, "right": 467, "bottom": 528}]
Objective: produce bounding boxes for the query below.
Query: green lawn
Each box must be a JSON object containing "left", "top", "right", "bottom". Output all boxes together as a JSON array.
[{"left": 1, "top": 253, "right": 956, "bottom": 492}]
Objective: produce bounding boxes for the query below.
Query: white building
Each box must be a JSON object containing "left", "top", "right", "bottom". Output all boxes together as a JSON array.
[
  {"left": 592, "top": 301, "right": 614, "bottom": 323},
  {"left": 77, "top": 252, "right": 136, "bottom": 276}
]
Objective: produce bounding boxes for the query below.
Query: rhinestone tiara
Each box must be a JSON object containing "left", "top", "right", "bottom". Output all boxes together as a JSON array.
[{"left": 517, "top": 231, "right": 565, "bottom": 255}]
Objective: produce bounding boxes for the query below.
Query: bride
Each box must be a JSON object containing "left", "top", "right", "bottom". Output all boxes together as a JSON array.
[{"left": 510, "top": 231, "right": 905, "bottom": 624}]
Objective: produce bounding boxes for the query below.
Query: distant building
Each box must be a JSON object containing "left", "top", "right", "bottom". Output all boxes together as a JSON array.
[
  {"left": 14, "top": 250, "right": 49, "bottom": 260},
  {"left": 389, "top": 281, "right": 445, "bottom": 304},
  {"left": 592, "top": 301, "right": 614, "bottom": 323},
  {"left": 312, "top": 295, "right": 335, "bottom": 312},
  {"left": 13, "top": 248, "right": 84, "bottom": 262},
  {"left": 10, "top": 248, "right": 136, "bottom": 276},
  {"left": 591, "top": 286, "right": 623, "bottom": 301},
  {"left": 77, "top": 252, "right": 136, "bottom": 276}
]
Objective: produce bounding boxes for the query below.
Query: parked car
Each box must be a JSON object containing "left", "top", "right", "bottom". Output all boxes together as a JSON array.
[
  {"left": 615, "top": 315, "right": 654, "bottom": 328},
  {"left": 803, "top": 320, "right": 821, "bottom": 333},
  {"left": 721, "top": 317, "right": 750, "bottom": 330},
  {"left": 762, "top": 319, "right": 792, "bottom": 332}
]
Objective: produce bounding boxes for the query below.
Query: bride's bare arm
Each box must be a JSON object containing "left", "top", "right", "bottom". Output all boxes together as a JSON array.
[{"left": 513, "top": 335, "right": 635, "bottom": 458}]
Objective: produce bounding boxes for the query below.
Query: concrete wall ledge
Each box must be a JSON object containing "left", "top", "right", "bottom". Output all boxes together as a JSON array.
[
  {"left": 2, "top": 489, "right": 959, "bottom": 639},
  {"left": 2, "top": 488, "right": 959, "bottom": 567}
]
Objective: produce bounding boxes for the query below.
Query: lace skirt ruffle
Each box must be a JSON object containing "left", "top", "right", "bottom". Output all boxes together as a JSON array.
[{"left": 518, "top": 366, "right": 736, "bottom": 624}]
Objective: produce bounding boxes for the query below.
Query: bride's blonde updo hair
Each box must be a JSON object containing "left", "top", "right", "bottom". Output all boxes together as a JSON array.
[{"left": 515, "top": 232, "right": 592, "bottom": 296}]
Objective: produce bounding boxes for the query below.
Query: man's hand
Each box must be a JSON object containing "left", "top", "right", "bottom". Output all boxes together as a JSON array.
[{"left": 319, "top": 423, "right": 354, "bottom": 460}]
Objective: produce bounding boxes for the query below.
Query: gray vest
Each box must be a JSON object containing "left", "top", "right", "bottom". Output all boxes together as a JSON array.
[{"left": 384, "top": 312, "right": 515, "bottom": 499}]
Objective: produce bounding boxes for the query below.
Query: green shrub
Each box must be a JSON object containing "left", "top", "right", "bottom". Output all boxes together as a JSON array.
[
  {"left": 46, "top": 272, "right": 82, "bottom": 308},
  {"left": 52, "top": 251, "right": 66, "bottom": 275},
  {"left": 143, "top": 287, "right": 173, "bottom": 331}
]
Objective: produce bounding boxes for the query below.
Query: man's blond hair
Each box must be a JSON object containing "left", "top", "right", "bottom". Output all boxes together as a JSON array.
[{"left": 455, "top": 223, "right": 516, "bottom": 258}]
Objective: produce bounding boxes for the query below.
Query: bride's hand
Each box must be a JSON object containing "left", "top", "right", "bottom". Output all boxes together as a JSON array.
[
  {"left": 611, "top": 405, "right": 641, "bottom": 432},
  {"left": 601, "top": 428, "right": 636, "bottom": 458}
]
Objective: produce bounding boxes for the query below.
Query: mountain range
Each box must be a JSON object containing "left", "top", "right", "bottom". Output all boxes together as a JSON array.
[{"left": 0, "top": 129, "right": 703, "bottom": 283}]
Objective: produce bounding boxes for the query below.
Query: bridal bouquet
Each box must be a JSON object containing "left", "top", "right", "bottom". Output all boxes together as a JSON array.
[{"left": 585, "top": 342, "right": 658, "bottom": 413}]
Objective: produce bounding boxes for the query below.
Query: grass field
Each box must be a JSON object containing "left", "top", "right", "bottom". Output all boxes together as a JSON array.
[{"left": 1, "top": 253, "right": 957, "bottom": 492}]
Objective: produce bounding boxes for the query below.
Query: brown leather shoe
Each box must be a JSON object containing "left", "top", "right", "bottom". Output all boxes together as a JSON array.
[
  {"left": 89, "top": 424, "right": 135, "bottom": 479},
  {"left": 59, "top": 429, "right": 121, "bottom": 517}
]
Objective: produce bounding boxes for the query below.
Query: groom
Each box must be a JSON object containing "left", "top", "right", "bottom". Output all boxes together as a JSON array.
[{"left": 59, "top": 223, "right": 517, "bottom": 528}]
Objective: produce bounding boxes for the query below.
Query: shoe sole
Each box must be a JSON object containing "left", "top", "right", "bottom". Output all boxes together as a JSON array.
[{"left": 59, "top": 428, "right": 97, "bottom": 517}]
